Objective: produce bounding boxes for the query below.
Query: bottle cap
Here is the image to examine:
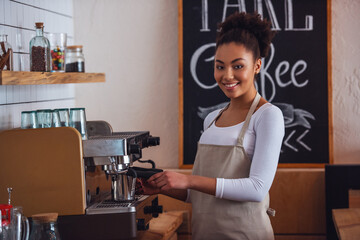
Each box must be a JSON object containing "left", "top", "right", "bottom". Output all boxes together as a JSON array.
[
  {"left": 35, "top": 22, "right": 44, "bottom": 28},
  {"left": 31, "top": 212, "right": 58, "bottom": 223},
  {"left": 66, "top": 45, "right": 83, "bottom": 50}
]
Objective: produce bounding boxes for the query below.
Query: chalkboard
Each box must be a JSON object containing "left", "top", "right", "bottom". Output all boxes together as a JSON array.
[{"left": 178, "top": 0, "right": 332, "bottom": 167}]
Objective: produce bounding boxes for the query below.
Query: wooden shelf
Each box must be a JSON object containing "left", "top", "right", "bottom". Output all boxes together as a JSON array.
[{"left": 0, "top": 71, "right": 105, "bottom": 85}]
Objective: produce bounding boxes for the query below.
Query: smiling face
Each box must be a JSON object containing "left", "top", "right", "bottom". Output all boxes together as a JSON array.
[{"left": 214, "top": 42, "right": 261, "bottom": 100}]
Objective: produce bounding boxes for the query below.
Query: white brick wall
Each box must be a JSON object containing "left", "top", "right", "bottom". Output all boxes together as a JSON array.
[{"left": 0, "top": 0, "right": 75, "bottom": 129}]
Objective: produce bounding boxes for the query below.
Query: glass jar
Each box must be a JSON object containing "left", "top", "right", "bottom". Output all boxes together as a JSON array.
[
  {"left": 29, "top": 213, "right": 61, "bottom": 240},
  {"left": 29, "top": 22, "right": 51, "bottom": 72},
  {"left": 65, "top": 45, "right": 85, "bottom": 72},
  {"left": 0, "top": 34, "right": 13, "bottom": 71},
  {"left": 47, "top": 33, "right": 67, "bottom": 72}
]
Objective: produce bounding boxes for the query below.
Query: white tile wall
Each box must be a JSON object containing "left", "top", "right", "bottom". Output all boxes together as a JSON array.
[{"left": 0, "top": 0, "right": 75, "bottom": 130}]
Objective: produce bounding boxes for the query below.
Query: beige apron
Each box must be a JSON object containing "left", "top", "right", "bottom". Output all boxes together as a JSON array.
[{"left": 190, "top": 92, "right": 274, "bottom": 240}]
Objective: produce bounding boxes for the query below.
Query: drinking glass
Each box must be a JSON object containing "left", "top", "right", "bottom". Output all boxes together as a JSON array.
[
  {"left": 21, "top": 111, "right": 37, "bottom": 129},
  {"left": 52, "top": 110, "right": 61, "bottom": 128},
  {"left": 69, "top": 108, "right": 87, "bottom": 140},
  {"left": 54, "top": 108, "right": 69, "bottom": 127},
  {"left": 12, "top": 206, "right": 29, "bottom": 240},
  {"left": 36, "top": 109, "right": 53, "bottom": 128}
]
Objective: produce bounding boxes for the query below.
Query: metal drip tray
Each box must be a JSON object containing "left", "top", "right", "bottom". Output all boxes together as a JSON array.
[
  {"left": 90, "top": 131, "right": 149, "bottom": 140},
  {"left": 86, "top": 195, "right": 148, "bottom": 215}
]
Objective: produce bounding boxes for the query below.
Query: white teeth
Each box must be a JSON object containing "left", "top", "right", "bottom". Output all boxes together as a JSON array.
[{"left": 224, "top": 83, "right": 238, "bottom": 87}]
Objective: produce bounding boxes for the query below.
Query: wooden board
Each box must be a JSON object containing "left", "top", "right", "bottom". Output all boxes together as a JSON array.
[
  {"left": 167, "top": 211, "right": 191, "bottom": 234},
  {"left": 158, "top": 194, "right": 192, "bottom": 229},
  {"left": 269, "top": 168, "right": 326, "bottom": 234},
  {"left": 332, "top": 208, "right": 360, "bottom": 240},
  {"left": 0, "top": 127, "right": 85, "bottom": 217},
  {"left": 0, "top": 71, "right": 105, "bottom": 85},
  {"left": 138, "top": 211, "right": 183, "bottom": 240},
  {"left": 349, "top": 190, "right": 360, "bottom": 208}
]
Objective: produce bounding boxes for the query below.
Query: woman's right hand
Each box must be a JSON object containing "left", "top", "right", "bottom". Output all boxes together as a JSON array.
[{"left": 136, "top": 178, "right": 161, "bottom": 195}]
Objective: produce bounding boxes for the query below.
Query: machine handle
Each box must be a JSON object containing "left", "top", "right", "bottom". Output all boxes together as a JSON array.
[
  {"left": 137, "top": 159, "right": 156, "bottom": 168},
  {"left": 130, "top": 167, "right": 163, "bottom": 179},
  {"left": 126, "top": 168, "right": 138, "bottom": 178}
]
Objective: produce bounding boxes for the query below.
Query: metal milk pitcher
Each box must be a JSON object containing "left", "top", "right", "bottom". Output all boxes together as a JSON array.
[{"left": 112, "top": 168, "right": 137, "bottom": 201}]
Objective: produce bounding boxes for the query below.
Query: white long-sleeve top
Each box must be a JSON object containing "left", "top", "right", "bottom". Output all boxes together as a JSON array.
[{"left": 189, "top": 103, "right": 284, "bottom": 202}]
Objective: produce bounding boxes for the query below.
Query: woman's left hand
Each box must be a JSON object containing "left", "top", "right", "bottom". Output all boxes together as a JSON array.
[{"left": 147, "top": 171, "right": 190, "bottom": 191}]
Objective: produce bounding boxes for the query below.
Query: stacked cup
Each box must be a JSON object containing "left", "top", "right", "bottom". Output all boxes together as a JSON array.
[
  {"left": 69, "top": 108, "right": 87, "bottom": 140},
  {"left": 21, "top": 111, "right": 37, "bottom": 129},
  {"left": 21, "top": 108, "right": 88, "bottom": 140}
]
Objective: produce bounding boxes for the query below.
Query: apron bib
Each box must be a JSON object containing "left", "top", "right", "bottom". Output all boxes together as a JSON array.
[{"left": 190, "top": 93, "right": 274, "bottom": 240}]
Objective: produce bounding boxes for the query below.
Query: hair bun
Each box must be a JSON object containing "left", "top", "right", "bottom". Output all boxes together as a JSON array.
[{"left": 217, "top": 12, "right": 275, "bottom": 58}]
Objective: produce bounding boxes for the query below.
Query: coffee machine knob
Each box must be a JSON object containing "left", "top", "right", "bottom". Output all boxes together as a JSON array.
[{"left": 147, "top": 136, "right": 160, "bottom": 147}]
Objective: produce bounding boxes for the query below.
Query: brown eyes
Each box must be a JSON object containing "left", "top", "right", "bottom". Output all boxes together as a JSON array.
[
  {"left": 234, "top": 65, "right": 243, "bottom": 69},
  {"left": 215, "top": 65, "right": 243, "bottom": 70},
  {"left": 215, "top": 65, "right": 224, "bottom": 70}
]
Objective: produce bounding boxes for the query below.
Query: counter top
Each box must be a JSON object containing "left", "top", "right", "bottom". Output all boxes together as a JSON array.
[{"left": 332, "top": 208, "right": 360, "bottom": 239}]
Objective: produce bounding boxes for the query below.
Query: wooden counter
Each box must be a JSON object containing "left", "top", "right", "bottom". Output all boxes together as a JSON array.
[{"left": 332, "top": 208, "right": 360, "bottom": 240}]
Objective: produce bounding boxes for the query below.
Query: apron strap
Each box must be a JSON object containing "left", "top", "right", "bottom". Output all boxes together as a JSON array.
[
  {"left": 206, "top": 104, "right": 230, "bottom": 129},
  {"left": 237, "top": 92, "right": 261, "bottom": 146}
]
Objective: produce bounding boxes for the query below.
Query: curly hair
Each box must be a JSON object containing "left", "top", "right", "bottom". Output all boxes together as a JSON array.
[{"left": 216, "top": 12, "right": 275, "bottom": 60}]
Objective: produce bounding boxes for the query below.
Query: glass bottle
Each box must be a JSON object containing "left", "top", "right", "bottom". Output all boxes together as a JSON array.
[
  {"left": 29, "top": 213, "right": 61, "bottom": 240},
  {"left": 0, "top": 34, "right": 14, "bottom": 71},
  {"left": 65, "top": 45, "right": 85, "bottom": 72},
  {"left": 29, "top": 22, "right": 51, "bottom": 72}
]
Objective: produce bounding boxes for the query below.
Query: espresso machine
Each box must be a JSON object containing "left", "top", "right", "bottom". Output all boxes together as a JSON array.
[{"left": 0, "top": 121, "right": 163, "bottom": 240}]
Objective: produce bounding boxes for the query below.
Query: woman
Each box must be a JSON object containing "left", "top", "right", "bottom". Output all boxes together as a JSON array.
[{"left": 139, "top": 12, "right": 285, "bottom": 240}]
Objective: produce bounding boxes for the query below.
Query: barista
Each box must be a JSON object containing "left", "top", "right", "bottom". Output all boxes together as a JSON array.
[{"left": 138, "top": 12, "right": 284, "bottom": 240}]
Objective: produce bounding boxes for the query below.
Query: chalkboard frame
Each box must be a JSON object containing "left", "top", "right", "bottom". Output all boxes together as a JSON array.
[{"left": 178, "top": 0, "right": 333, "bottom": 168}]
